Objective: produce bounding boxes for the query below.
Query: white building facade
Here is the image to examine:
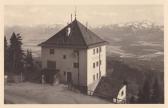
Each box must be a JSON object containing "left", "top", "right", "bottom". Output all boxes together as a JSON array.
[{"left": 39, "top": 19, "right": 107, "bottom": 93}]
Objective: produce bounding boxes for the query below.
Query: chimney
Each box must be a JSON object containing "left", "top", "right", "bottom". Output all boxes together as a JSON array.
[{"left": 66, "top": 22, "right": 71, "bottom": 37}]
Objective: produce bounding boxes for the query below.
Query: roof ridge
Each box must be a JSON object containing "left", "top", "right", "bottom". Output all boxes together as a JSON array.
[
  {"left": 38, "top": 24, "right": 69, "bottom": 46},
  {"left": 76, "top": 20, "right": 106, "bottom": 45},
  {"left": 87, "top": 28, "right": 106, "bottom": 42},
  {"left": 38, "top": 19, "right": 107, "bottom": 48},
  {"left": 75, "top": 20, "right": 88, "bottom": 47}
]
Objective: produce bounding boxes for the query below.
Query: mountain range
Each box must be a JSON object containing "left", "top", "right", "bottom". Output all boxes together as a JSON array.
[{"left": 5, "top": 21, "right": 164, "bottom": 72}]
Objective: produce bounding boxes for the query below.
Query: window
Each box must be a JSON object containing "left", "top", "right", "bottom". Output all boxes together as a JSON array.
[
  {"left": 93, "top": 74, "right": 95, "bottom": 81},
  {"left": 99, "top": 47, "right": 101, "bottom": 52},
  {"left": 97, "top": 73, "right": 99, "bottom": 79},
  {"left": 93, "top": 63, "right": 95, "bottom": 68},
  {"left": 96, "top": 61, "right": 99, "bottom": 67},
  {"left": 99, "top": 60, "right": 102, "bottom": 65},
  {"left": 50, "top": 49, "right": 54, "bottom": 54},
  {"left": 64, "top": 71, "right": 66, "bottom": 76},
  {"left": 47, "top": 60, "right": 56, "bottom": 69},
  {"left": 96, "top": 48, "right": 99, "bottom": 53},
  {"left": 93, "top": 49, "right": 95, "bottom": 54},
  {"left": 63, "top": 55, "right": 66, "bottom": 59},
  {"left": 121, "top": 91, "right": 124, "bottom": 96},
  {"left": 73, "top": 63, "right": 79, "bottom": 68},
  {"left": 73, "top": 50, "right": 79, "bottom": 57},
  {"left": 99, "top": 71, "right": 101, "bottom": 78}
]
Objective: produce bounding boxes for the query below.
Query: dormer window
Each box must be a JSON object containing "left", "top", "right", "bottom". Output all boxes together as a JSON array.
[{"left": 67, "top": 27, "right": 71, "bottom": 36}]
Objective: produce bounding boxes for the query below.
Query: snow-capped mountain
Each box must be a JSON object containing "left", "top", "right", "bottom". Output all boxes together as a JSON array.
[
  {"left": 96, "top": 21, "right": 163, "bottom": 32},
  {"left": 4, "top": 21, "right": 164, "bottom": 72}
]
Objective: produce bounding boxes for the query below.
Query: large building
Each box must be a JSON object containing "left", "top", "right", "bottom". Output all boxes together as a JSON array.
[{"left": 39, "top": 19, "right": 107, "bottom": 93}]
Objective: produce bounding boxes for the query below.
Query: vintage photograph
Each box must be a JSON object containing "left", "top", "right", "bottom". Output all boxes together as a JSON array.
[{"left": 4, "top": 5, "right": 164, "bottom": 104}]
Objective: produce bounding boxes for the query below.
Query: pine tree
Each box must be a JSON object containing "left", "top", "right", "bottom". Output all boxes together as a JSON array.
[
  {"left": 137, "top": 77, "right": 152, "bottom": 104},
  {"left": 24, "top": 49, "right": 34, "bottom": 81},
  {"left": 4, "top": 36, "right": 9, "bottom": 75},
  {"left": 8, "top": 32, "right": 24, "bottom": 75},
  {"left": 4, "top": 37, "right": 7, "bottom": 54},
  {"left": 151, "top": 78, "right": 161, "bottom": 103},
  {"left": 141, "top": 78, "right": 151, "bottom": 103},
  {"left": 25, "top": 49, "right": 33, "bottom": 68}
]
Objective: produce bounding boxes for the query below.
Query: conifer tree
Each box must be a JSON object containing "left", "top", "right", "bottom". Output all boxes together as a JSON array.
[
  {"left": 8, "top": 32, "right": 24, "bottom": 75},
  {"left": 137, "top": 76, "right": 152, "bottom": 104},
  {"left": 25, "top": 49, "right": 33, "bottom": 68},
  {"left": 4, "top": 36, "right": 9, "bottom": 75},
  {"left": 142, "top": 78, "right": 151, "bottom": 103},
  {"left": 24, "top": 49, "right": 34, "bottom": 81},
  {"left": 151, "top": 78, "right": 161, "bottom": 103}
]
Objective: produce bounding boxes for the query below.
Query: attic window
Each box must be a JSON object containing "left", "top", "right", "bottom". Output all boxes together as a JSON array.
[
  {"left": 121, "top": 91, "right": 124, "bottom": 96},
  {"left": 67, "top": 27, "right": 71, "bottom": 36}
]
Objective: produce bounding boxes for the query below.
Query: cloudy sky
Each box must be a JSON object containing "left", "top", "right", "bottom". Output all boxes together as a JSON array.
[{"left": 4, "top": 5, "right": 163, "bottom": 27}]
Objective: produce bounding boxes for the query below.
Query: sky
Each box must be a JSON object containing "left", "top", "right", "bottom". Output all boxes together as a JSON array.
[{"left": 4, "top": 5, "right": 163, "bottom": 27}]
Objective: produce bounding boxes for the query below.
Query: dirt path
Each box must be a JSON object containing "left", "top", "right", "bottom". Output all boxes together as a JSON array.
[
  {"left": 4, "top": 82, "right": 110, "bottom": 104},
  {"left": 5, "top": 90, "right": 39, "bottom": 104}
]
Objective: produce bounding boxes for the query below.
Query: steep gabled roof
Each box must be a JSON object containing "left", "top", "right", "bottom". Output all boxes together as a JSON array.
[
  {"left": 39, "top": 19, "right": 107, "bottom": 48},
  {"left": 93, "top": 77, "right": 124, "bottom": 99}
]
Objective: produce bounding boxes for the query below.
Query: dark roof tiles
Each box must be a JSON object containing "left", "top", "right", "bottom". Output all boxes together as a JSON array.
[
  {"left": 39, "top": 19, "right": 107, "bottom": 48},
  {"left": 93, "top": 77, "right": 124, "bottom": 99}
]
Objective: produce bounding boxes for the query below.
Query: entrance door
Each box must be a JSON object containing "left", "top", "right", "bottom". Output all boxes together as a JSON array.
[{"left": 67, "top": 72, "right": 72, "bottom": 83}]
